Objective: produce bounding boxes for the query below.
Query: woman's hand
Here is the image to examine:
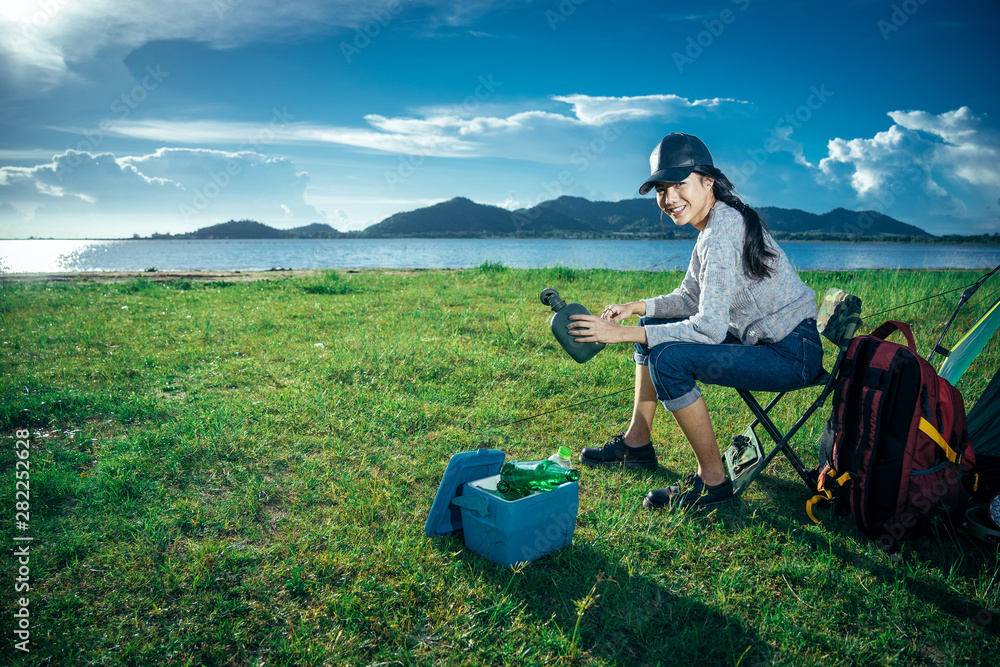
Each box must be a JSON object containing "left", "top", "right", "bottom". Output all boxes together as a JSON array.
[
  {"left": 567, "top": 314, "right": 646, "bottom": 345},
  {"left": 599, "top": 301, "right": 646, "bottom": 323}
]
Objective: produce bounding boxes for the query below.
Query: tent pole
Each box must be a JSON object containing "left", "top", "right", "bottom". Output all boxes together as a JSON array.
[{"left": 928, "top": 263, "right": 1000, "bottom": 365}]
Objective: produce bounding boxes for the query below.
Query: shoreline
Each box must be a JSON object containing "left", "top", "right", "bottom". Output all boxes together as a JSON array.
[
  {"left": 1, "top": 266, "right": 980, "bottom": 284},
  {"left": 0, "top": 269, "right": 307, "bottom": 284},
  {"left": 0, "top": 268, "right": 449, "bottom": 283},
  {"left": 4, "top": 237, "right": 1000, "bottom": 246}
]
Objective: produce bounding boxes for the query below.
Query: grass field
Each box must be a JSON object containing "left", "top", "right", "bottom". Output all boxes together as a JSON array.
[{"left": 2, "top": 266, "right": 999, "bottom": 666}]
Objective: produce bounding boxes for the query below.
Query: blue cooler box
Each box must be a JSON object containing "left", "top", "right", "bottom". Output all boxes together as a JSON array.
[{"left": 425, "top": 448, "right": 579, "bottom": 567}]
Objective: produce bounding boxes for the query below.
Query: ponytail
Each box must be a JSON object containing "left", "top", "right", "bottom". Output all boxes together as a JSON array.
[{"left": 693, "top": 165, "right": 776, "bottom": 280}]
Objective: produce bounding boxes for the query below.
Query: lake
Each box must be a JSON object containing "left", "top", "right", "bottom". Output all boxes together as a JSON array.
[{"left": 2, "top": 238, "right": 1000, "bottom": 273}]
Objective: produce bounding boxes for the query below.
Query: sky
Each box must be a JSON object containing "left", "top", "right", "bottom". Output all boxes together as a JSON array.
[{"left": 1, "top": 0, "right": 999, "bottom": 238}]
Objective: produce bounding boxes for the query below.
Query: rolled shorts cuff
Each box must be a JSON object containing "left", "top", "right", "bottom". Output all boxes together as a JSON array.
[
  {"left": 661, "top": 387, "right": 701, "bottom": 412},
  {"left": 633, "top": 316, "right": 684, "bottom": 366}
]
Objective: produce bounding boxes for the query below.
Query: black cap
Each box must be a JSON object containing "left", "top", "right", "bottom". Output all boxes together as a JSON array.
[{"left": 638, "top": 133, "right": 714, "bottom": 195}]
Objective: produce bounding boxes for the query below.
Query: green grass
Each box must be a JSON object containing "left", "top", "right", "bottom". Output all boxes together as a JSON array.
[{"left": 1, "top": 268, "right": 998, "bottom": 666}]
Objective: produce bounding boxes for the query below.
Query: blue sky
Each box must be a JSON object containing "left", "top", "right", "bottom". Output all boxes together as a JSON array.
[{"left": 1, "top": 0, "right": 999, "bottom": 238}]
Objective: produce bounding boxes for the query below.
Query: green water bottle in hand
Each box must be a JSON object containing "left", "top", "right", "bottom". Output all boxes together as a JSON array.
[
  {"left": 495, "top": 459, "right": 580, "bottom": 499},
  {"left": 540, "top": 287, "right": 605, "bottom": 363}
]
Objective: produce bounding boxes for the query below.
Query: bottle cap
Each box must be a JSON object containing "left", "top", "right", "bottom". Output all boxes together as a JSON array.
[
  {"left": 540, "top": 287, "right": 566, "bottom": 311},
  {"left": 557, "top": 445, "right": 572, "bottom": 458}
]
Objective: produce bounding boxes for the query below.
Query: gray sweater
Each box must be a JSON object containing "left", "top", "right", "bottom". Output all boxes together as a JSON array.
[{"left": 643, "top": 202, "right": 817, "bottom": 347}]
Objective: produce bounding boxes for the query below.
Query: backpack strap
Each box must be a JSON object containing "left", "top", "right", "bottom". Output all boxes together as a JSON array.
[
  {"left": 806, "top": 489, "right": 833, "bottom": 524},
  {"left": 870, "top": 320, "right": 918, "bottom": 352},
  {"left": 917, "top": 417, "right": 964, "bottom": 465},
  {"left": 806, "top": 468, "right": 853, "bottom": 523}
]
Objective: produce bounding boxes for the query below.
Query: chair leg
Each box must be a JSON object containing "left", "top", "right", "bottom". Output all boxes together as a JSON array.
[
  {"left": 729, "top": 389, "right": 820, "bottom": 495},
  {"left": 728, "top": 347, "right": 847, "bottom": 497}
]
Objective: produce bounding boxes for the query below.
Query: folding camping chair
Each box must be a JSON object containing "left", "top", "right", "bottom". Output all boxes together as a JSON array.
[{"left": 722, "top": 288, "right": 863, "bottom": 496}]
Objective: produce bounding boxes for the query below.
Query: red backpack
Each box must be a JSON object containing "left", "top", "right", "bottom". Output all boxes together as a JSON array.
[{"left": 807, "top": 321, "right": 977, "bottom": 548}]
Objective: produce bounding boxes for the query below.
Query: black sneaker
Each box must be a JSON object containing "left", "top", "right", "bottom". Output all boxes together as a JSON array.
[
  {"left": 579, "top": 434, "right": 658, "bottom": 471},
  {"left": 643, "top": 473, "right": 737, "bottom": 510}
]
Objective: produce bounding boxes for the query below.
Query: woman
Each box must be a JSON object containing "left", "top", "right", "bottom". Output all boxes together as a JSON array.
[{"left": 567, "top": 132, "right": 823, "bottom": 510}]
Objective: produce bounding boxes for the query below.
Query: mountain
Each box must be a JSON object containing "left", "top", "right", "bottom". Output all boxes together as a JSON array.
[
  {"left": 759, "top": 206, "right": 933, "bottom": 237},
  {"left": 358, "top": 195, "right": 691, "bottom": 238},
  {"left": 154, "top": 219, "right": 345, "bottom": 239},
  {"left": 187, "top": 220, "right": 287, "bottom": 239},
  {"left": 156, "top": 198, "right": 936, "bottom": 240},
  {"left": 283, "top": 223, "right": 347, "bottom": 238},
  {"left": 515, "top": 196, "right": 688, "bottom": 237},
  {"left": 359, "top": 196, "right": 932, "bottom": 239},
  {"left": 360, "top": 197, "right": 518, "bottom": 237}
]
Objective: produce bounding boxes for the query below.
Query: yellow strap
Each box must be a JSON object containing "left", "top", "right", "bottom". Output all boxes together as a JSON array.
[
  {"left": 808, "top": 469, "right": 852, "bottom": 524},
  {"left": 819, "top": 470, "right": 851, "bottom": 490},
  {"left": 918, "top": 417, "right": 961, "bottom": 464},
  {"left": 806, "top": 489, "right": 833, "bottom": 524}
]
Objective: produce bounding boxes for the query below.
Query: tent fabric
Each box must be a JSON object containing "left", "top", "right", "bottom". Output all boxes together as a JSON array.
[
  {"left": 968, "top": 367, "right": 1000, "bottom": 457},
  {"left": 939, "top": 292, "right": 1000, "bottom": 384}
]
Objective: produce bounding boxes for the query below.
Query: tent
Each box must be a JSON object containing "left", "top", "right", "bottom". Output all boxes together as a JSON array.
[
  {"left": 968, "top": 367, "right": 1000, "bottom": 456},
  {"left": 938, "top": 291, "right": 1000, "bottom": 386},
  {"left": 924, "top": 264, "right": 1000, "bottom": 475},
  {"left": 931, "top": 265, "right": 1000, "bottom": 509}
]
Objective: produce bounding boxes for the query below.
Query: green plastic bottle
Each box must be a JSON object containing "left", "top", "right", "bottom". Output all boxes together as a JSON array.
[{"left": 495, "top": 459, "right": 580, "bottom": 500}]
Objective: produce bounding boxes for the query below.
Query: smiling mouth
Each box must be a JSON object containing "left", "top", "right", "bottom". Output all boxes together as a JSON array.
[{"left": 667, "top": 204, "right": 686, "bottom": 216}]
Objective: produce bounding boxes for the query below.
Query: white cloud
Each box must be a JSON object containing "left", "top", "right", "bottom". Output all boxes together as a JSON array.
[
  {"left": 817, "top": 106, "right": 1000, "bottom": 227},
  {"left": 0, "top": 0, "right": 521, "bottom": 92},
  {"left": 888, "top": 107, "right": 1000, "bottom": 187},
  {"left": 100, "top": 93, "right": 752, "bottom": 162},
  {"left": 551, "top": 94, "right": 752, "bottom": 125},
  {"left": 770, "top": 124, "right": 813, "bottom": 168},
  {"left": 1, "top": 91, "right": 759, "bottom": 236},
  {"left": 0, "top": 147, "right": 326, "bottom": 237}
]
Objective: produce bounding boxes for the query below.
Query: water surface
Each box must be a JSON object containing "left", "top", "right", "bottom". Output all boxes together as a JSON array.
[{"left": 3, "top": 238, "right": 999, "bottom": 273}]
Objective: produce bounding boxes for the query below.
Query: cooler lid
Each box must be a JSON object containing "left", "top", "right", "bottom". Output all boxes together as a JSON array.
[{"left": 425, "top": 448, "right": 505, "bottom": 537}]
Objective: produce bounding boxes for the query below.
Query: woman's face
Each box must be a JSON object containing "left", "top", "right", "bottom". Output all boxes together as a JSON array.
[{"left": 655, "top": 174, "right": 715, "bottom": 231}]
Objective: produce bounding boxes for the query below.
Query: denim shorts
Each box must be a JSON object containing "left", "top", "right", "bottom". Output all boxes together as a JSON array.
[{"left": 634, "top": 317, "right": 824, "bottom": 412}]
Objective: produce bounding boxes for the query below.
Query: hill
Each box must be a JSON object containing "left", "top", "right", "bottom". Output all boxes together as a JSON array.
[
  {"left": 360, "top": 197, "right": 518, "bottom": 237},
  {"left": 149, "top": 198, "right": 940, "bottom": 240},
  {"left": 360, "top": 196, "right": 693, "bottom": 238},
  {"left": 514, "top": 196, "right": 687, "bottom": 237},
  {"left": 358, "top": 196, "right": 932, "bottom": 239},
  {"left": 150, "top": 219, "right": 345, "bottom": 239},
  {"left": 759, "top": 206, "right": 933, "bottom": 237}
]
